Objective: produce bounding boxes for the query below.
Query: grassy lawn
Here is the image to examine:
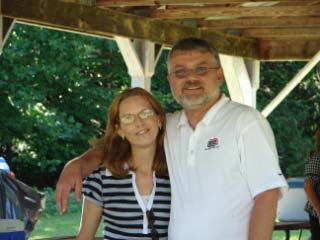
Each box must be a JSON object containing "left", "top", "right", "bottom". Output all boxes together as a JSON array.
[
  {"left": 30, "top": 213, "right": 311, "bottom": 240},
  {"left": 29, "top": 188, "right": 104, "bottom": 239},
  {"left": 29, "top": 203, "right": 104, "bottom": 239},
  {"left": 29, "top": 188, "right": 311, "bottom": 239}
]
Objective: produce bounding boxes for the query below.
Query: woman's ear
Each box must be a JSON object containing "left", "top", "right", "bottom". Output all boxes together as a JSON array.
[
  {"left": 158, "top": 120, "right": 162, "bottom": 131},
  {"left": 116, "top": 124, "right": 125, "bottom": 140}
]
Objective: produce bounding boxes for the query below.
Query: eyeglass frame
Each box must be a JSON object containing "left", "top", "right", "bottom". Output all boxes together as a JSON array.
[
  {"left": 119, "top": 108, "right": 155, "bottom": 125},
  {"left": 146, "top": 210, "right": 159, "bottom": 240},
  {"left": 169, "top": 65, "right": 220, "bottom": 79}
]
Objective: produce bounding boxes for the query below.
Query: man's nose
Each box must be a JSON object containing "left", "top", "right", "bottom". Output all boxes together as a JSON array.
[{"left": 185, "top": 70, "right": 200, "bottom": 80}]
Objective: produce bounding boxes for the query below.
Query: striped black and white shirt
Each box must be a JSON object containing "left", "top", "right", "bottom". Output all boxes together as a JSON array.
[{"left": 83, "top": 167, "right": 171, "bottom": 240}]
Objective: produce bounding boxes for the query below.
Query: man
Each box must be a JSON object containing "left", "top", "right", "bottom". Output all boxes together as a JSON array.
[{"left": 55, "top": 38, "right": 287, "bottom": 239}]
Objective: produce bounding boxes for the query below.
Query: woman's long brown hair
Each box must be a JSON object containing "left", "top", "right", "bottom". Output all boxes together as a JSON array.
[{"left": 92, "top": 87, "right": 167, "bottom": 177}]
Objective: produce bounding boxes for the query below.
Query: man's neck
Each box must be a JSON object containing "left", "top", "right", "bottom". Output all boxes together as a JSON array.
[{"left": 184, "top": 94, "right": 222, "bottom": 129}]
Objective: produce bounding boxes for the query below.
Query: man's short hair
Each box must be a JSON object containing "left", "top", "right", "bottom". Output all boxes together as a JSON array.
[{"left": 167, "top": 37, "right": 221, "bottom": 67}]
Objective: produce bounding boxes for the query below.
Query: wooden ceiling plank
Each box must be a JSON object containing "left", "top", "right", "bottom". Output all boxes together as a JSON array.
[
  {"left": 1, "top": 0, "right": 259, "bottom": 59},
  {"left": 152, "top": 6, "right": 320, "bottom": 19},
  {"left": 242, "top": 28, "right": 320, "bottom": 38},
  {"left": 199, "top": 17, "right": 320, "bottom": 29}
]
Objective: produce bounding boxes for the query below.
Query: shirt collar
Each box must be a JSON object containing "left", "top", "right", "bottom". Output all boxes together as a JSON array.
[{"left": 177, "top": 94, "right": 229, "bottom": 128}]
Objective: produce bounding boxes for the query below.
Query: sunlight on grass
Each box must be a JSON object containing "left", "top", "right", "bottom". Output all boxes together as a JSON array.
[
  {"left": 28, "top": 188, "right": 311, "bottom": 239},
  {"left": 29, "top": 207, "right": 103, "bottom": 239},
  {"left": 272, "top": 229, "right": 310, "bottom": 240},
  {"left": 30, "top": 212, "right": 310, "bottom": 240}
]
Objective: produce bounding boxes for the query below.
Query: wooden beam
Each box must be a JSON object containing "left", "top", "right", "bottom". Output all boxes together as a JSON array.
[
  {"left": 201, "top": 30, "right": 258, "bottom": 60},
  {"left": 199, "top": 17, "right": 320, "bottom": 29},
  {"left": 242, "top": 28, "right": 320, "bottom": 38},
  {"left": 259, "top": 39, "right": 320, "bottom": 60},
  {"left": 0, "top": 0, "right": 259, "bottom": 59},
  {"left": 151, "top": 6, "right": 320, "bottom": 19}
]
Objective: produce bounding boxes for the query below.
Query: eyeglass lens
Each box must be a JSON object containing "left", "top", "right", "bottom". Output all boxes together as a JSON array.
[
  {"left": 172, "top": 66, "right": 219, "bottom": 79},
  {"left": 120, "top": 109, "right": 154, "bottom": 124}
]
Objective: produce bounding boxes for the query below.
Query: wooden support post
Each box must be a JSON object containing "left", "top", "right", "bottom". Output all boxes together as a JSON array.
[
  {"left": 115, "top": 36, "right": 163, "bottom": 92},
  {"left": 220, "top": 54, "right": 260, "bottom": 108},
  {"left": 0, "top": 16, "right": 15, "bottom": 55}
]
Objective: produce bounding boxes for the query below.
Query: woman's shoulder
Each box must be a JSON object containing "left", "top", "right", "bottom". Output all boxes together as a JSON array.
[
  {"left": 91, "top": 165, "right": 113, "bottom": 177},
  {"left": 155, "top": 174, "right": 170, "bottom": 185},
  {"left": 309, "top": 151, "right": 320, "bottom": 161}
]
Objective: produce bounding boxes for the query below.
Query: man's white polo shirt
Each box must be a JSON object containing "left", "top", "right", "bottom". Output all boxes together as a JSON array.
[{"left": 164, "top": 95, "right": 287, "bottom": 240}]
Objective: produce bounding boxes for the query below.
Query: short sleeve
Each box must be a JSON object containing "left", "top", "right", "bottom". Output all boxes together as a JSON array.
[
  {"left": 305, "top": 152, "right": 320, "bottom": 182},
  {"left": 238, "top": 111, "right": 288, "bottom": 198},
  {"left": 82, "top": 167, "right": 104, "bottom": 207}
]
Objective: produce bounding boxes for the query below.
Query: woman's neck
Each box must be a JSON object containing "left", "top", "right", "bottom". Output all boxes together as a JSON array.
[{"left": 130, "top": 145, "right": 156, "bottom": 173}]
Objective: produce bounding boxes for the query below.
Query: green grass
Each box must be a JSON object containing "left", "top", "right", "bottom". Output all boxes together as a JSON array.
[
  {"left": 272, "top": 230, "right": 310, "bottom": 240},
  {"left": 30, "top": 212, "right": 82, "bottom": 239},
  {"left": 29, "top": 188, "right": 311, "bottom": 239},
  {"left": 29, "top": 188, "right": 103, "bottom": 239}
]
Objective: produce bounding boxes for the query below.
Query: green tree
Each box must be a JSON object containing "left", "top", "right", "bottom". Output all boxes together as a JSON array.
[
  {"left": 258, "top": 62, "right": 320, "bottom": 177},
  {"left": 0, "top": 23, "right": 130, "bottom": 186}
]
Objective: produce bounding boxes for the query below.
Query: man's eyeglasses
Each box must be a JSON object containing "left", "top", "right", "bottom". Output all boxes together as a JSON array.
[
  {"left": 120, "top": 108, "right": 155, "bottom": 125},
  {"left": 146, "top": 210, "right": 159, "bottom": 240},
  {"left": 170, "top": 66, "right": 220, "bottom": 79}
]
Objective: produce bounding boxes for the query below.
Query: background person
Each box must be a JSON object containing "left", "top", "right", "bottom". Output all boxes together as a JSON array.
[
  {"left": 56, "top": 37, "right": 287, "bottom": 240},
  {"left": 76, "top": 88, "right": 170, "bottom": 240},
  {"left": 304, "top": 128, "right": 320, "bottom": 240}
]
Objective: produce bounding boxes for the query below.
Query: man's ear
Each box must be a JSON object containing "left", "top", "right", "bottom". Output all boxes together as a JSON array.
[
  {"left": 167, "top": 74, "right": 172, "bottom": 83},
  {"left": 217, "top": 68, "right": 224, "bottom": 82}
]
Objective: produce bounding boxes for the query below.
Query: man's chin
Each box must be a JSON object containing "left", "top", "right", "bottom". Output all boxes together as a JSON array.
[{"left": 179, "top": 97, "right": 206, "bottom": 109}]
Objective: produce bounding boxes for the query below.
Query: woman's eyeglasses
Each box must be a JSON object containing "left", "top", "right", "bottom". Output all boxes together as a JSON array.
[
  {"left": 120, "top": 108, "right": 155, "bottom": 125},
  {"left": 146, "top": 210, "right": 159, "bottom": 240}
]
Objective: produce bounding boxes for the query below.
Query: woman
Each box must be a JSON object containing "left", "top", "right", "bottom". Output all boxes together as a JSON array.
[
  {"left": 77, "top": 87, "right": 170, "bottom": 240},
  {"left": 304, "top": 128, "right": 320, "bottom": 240}
]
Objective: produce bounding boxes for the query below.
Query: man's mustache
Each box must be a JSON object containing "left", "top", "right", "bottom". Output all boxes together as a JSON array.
[{"left": 182, "top": 81, "right": 204, "bottom": 90}]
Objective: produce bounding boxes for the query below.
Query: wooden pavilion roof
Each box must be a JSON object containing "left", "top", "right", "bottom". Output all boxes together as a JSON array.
[{"left": 1, "top": 0, "right": 319, "bottom": 60}]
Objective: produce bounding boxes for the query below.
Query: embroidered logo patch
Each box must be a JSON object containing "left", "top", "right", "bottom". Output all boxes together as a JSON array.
[{"left": 205, "top": 137, "right": 219, "bottom": 150}]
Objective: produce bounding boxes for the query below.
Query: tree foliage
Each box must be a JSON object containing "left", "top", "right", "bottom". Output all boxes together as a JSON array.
[
  {"left": 0, "top": 24, "right": 319, "bottom": 187},
  {"left": 0, "top": 23, "right": 130, "bottom": 186},
  {"left": 258, "top": 62, "right": 320, "bottom": 176}
]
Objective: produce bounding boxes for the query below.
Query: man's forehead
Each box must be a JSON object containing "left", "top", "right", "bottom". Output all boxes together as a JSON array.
[{"left": 169, "top": 50, "right": 216, "bottom": 65}]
